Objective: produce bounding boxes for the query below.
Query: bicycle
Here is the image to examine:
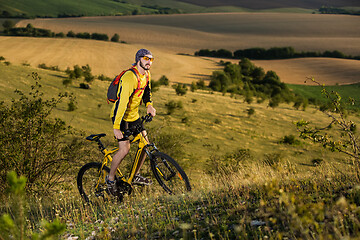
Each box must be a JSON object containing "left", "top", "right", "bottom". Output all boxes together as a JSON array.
[{"left": 77, "top": 114, "right": 191, "bottom": 202}]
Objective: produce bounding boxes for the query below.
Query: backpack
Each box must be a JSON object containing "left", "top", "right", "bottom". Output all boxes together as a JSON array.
[{"left": 107, "top": 67, "right": 149, "bottom": 104}]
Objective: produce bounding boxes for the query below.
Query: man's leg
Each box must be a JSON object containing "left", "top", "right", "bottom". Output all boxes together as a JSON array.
[{"left": 108, "top": 140, "right": 130, "bottom": 181}]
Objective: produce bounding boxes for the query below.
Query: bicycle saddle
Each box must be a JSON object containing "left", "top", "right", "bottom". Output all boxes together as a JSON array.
[{"left": 86, "top": 133, "right": 106, "bottom": 141}]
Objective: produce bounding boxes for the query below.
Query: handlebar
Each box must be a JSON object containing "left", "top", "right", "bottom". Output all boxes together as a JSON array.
[{"left": 117, "top": 114, "right": 153, "bottom": 141}]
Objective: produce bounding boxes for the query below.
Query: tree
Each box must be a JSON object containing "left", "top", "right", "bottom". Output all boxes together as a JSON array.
[
  {"left": 2, "top": 20, "right": 14, "bottom": 30},
  {"left": 296, "top": 78, "right": 359, "bottom": 175},
  {"left": 111, "top": 33, "right": 120, "bottom": 42},
  {"left": 209, "top": 71, "right": 231, "bottom": 92},
  {"left": 224, "top": 63, "right": 241, "bottom": 84},
  {"left": 66, "top": 30, "right": 76, "bottom": 38},
  {"left": 174, "top": 83, "right": 188, "bottom": 96}
]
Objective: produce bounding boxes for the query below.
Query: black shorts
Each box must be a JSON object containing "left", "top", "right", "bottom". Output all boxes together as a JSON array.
[{"left": 119, "top": 118, "right": 145, "bottom": 136}]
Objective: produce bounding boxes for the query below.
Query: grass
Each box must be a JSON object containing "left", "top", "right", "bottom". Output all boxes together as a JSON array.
[
  {"left": 288, "top": 83, "right": 360, "bottom": 109},
  {"left": 2, "top": 159, "right": 360, "bottom": 239},
  {"left": 0, "top": 61, "right": 358, "bottom": 171}
]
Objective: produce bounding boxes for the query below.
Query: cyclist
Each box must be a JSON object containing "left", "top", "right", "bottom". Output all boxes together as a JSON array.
[{"left": 106, "top": 48, "right": 156, "bottom": 195}]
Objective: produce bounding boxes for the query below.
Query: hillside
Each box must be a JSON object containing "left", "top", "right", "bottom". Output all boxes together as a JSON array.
[
  {"left": 0, "top": 36, "right": 359, "bottom": 86},
  {"left": 15, "top": 13, "right": 360, "bottom": 56},
  {"left": 177, "top": 0, "right": 360, "bottom": 9},
  {"left": 1, "top": 62, "right": 358, "bottom": 167},
  {"left": 1, "top": 0, "right": 360, "bottom": 18}
]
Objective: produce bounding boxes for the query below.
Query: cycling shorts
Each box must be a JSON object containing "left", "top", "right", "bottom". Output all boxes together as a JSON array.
[{"left": 119, "top": 118, "right": 145, "bottom": 136}]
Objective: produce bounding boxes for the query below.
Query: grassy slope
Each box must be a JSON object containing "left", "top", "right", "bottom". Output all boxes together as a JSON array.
[
  {"left": 289, "top": 83, "right": 360, "bottom": 109},
  {"left": 1, "top": 62, "right": 358, "bottom": 174}
]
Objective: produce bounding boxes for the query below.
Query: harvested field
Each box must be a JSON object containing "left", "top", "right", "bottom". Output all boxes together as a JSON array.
[
  {"left": 1, "top": 13, "right": 359, "bottom": 85},
  {"left": 0, "top": 36, "right": 359, "bottom": 85},
  {"left": 16, "top": 13, "right": 360, "bottom": 55}
]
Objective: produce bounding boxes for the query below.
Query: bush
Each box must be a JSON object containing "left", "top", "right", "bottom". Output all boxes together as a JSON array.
[
  {"left": 79, "top": 83, "right": 90, "bottom": 89},
  {"left": 67, "top": 31, "right": 76, "bottom": 37},
  {"left": 311, "top": 158, "right": 324, "bottom": 166},
  {"left": 111, "top": 33, "right": 120, "bottom": 42},
  {"left": 280, "top": 135, "right": 301, "bottom": 145},
  {"left": 67, "top": 100, "right": 77, "bottom": 111},
  {"left": 62, "top": 79, "right": 72, "bottom": 87},
  {"left": 174, "top": 83, "right": 188, "bottom": 96},
  {"left": 91, "top": 33, "right": 109, "bottom": 41},
  {"left": 158, "top": 75, "right": 169, "bottom": 86},
  {"left": 247, "top": 107, "right": 255, "bottom": 117},
  {"left": 0, "top": 76, "right": 86, "bottom": 194},
  {"left": 165, "top": 100, "right": 182, "bottom": 115}
]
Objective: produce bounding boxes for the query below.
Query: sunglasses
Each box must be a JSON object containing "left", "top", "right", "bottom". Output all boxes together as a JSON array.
[{"left": 142, "top": 56, "right": 154, "bottom": 62}]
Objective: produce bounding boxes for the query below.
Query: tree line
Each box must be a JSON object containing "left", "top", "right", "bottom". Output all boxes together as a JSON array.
[
  {"left": 1, "top": 21, "right": 123, "bottom": 43},
  {"left": 195, "top": 47, "right": 360, "bottom": 61}
]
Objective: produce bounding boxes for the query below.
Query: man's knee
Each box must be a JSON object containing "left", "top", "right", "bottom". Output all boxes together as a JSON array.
[{"left": 118, "top": 142, "right": 130, "bottom": 155}]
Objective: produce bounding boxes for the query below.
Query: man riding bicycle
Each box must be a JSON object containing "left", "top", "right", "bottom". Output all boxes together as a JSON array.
[{"left": 107, "top": 48, "right": 156, "bottom": 195}]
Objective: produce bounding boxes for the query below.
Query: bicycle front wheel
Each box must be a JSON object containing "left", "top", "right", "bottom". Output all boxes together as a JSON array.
[
  {"left": 150, "top": 152, "right": 191, "bottom": 195},
  {"left": 77, "top": 162, "right": 110, "bottom": 203}
]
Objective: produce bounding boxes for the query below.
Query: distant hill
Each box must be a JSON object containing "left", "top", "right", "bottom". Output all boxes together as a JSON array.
[
  {"left": 1, "top": 0, "right": 360, "bottom": 18},
  {"left": 177, "top": 0, "right": 360, "bottom": 9}
]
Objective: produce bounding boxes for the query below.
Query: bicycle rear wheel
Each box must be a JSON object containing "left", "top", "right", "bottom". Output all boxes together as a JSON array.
[
  {"left": 77, "top": 162, "right": 110, "bottom": 203},
  {"left": 150, "top": 152, "right": 191, "bottom": 195}
]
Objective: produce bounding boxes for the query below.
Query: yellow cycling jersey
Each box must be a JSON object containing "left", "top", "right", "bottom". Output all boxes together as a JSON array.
[{"left": 110, "top": 66, "right": 152, "bottom": 129}]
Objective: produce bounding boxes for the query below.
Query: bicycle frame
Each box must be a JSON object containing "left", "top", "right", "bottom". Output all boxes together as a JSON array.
[{"left": 100, "top": 131, "right": 152, "bottom": 185}]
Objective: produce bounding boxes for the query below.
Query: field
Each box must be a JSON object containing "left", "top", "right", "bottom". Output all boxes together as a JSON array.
[
  {"left": 1, "top": 60, "right": 360, "bottom": 239},
  {"left": 0, "top": 13, "right": 359, "bottom": 86},
  {"left": 1, "top": 11, "right": 360, "bottom": 239}
]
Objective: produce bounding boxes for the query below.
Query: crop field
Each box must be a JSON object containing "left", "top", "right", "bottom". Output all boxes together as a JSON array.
[
  {"left": 1, "top": 12, "right": 356, "bottom": 86},
  {"left": 16, "top": 13, "right": 360, "bottom": 55}
]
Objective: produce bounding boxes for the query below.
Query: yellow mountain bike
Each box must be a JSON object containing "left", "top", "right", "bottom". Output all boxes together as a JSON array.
[{"left": 77, "top": 114, "right": 191, "bottom": 202}]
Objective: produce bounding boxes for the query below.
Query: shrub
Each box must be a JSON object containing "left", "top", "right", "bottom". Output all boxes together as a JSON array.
[
  {"left": 311, "top": 158, "right": 324, "bottom": 166},
  {"left": 67, "top": 100, "right": 77, "bottom": 111},
  {"left": 247, "top": 107, "right": 255, "bottom": 117},
  {"left": 165, "top": 100, "right": 182, "bottom": 115},
  {"left": 66, "top": 31, "right": 76, "bottom": 38},
  {"left": 174, "top": 83, "right": 188, "bottom": 96},
  {"left": 111, "top": 33, "right": 120, "bottom": 42},
  {"left": 190, "top": 82, "right": 197, "bottom": 92},
  {"left": 158, "top": 75, "right": 169, "bottom": 86},
  {"left": 0, "top": 75, "right": 86, "bottom": 194},
  {"left": 280, "top": 135, "right": 301, "bottom": 145},
  {"left": 97, "top": 74, "right": 112, "bottom": 81},
  {"left": 62, "top": 79, "right": 72, "bottom": 87},
  {"left": 79, "top": 83, "right": 90, "bottom": 89},
  {"left": 91, "top": 33, "right": 109, "bottom": 41}
]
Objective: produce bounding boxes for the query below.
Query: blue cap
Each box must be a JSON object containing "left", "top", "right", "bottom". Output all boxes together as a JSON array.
[{"left": 135, "top": 49, "right": 152, "bottom": 63}]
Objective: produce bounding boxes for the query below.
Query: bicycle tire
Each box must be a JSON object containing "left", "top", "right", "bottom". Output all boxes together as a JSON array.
[
  {"left": 150, "top": 152, "right": 191, "bottom": 195},
  {"left": 77, "top": 162, "right": 110, "bottom": 203}
]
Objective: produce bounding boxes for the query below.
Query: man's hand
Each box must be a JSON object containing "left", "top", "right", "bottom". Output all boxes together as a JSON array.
[
  {"left": 114, "top": 128, "right": 123, "bottom": 140},
  {"left": 147, "top": 104, "right": 156, "bottom": 117}
]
